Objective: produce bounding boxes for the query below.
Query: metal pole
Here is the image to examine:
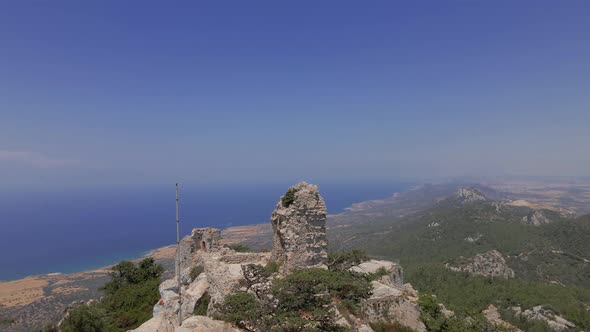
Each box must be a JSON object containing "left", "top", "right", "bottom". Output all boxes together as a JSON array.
[{"left": 176, "top": 183, "right": 182, "bottom": 325}]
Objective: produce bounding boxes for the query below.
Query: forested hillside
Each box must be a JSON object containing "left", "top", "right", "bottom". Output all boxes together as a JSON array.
[{"left": 331, "top": 189, "right": 590, "bottom": 330}]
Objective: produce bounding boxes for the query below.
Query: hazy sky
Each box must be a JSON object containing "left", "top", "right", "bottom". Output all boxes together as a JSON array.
[{"left": 1, "top": 1, "right": 589, "bottom": 188}]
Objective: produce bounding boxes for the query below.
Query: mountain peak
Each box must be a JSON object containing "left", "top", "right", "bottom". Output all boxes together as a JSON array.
[{"left": 456, "top": 188, "right": 487, "bottom": 203}]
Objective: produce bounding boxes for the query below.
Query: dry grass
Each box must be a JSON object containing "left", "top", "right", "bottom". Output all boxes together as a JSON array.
[{"left": 0, "top": 277, "right": 48, "bottom": 307}]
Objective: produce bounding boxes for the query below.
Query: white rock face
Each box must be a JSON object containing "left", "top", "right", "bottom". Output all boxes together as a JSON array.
[
  {"left": 133, "top": 314, "right": 175, "bottom": 332},
  {"left": 360, "top": 280, "right": 426, "bottom": 332},
  {"left": 513, "top": 306, "right": 576, "bottom": 331},
  {"left": 512, "top": 305, "right": 576, "bottom": 331},
  {"left": 447, "top": 250, "right": 515, "bottom": 279},
  {"left": 456, "top": 188, "right": 487, "bottom": 203},
  {"left": 270, "top": 182, "right": 328, "bottom": 273},
  {"left": 522, "top": 210, "right": 552, "bottom": 226},
  {"left": 152, "top": 273, "right": 209, "bottom": 321},
  {"left": 350, "top": 259, "right": 403, "bottom": 287},
  {"left": 135, "top": 315, "right": 241, "bottom": 332},
  {"left": 195, "top": 249, "right": 269, "bottom": 310}
]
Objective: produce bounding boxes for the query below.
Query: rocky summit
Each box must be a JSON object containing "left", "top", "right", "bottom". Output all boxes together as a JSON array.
[
  {"left": 456, "top": 188, "right": 487, "bottom": 203},
  {"left": 132, "top": 182, "right": 424, "bottom": 332},
  {"left": 446, "top": 249, "right": 515, "bottom": 279},
  {"left": 270, "top": 181, "right": 328, "bottom": 273}
]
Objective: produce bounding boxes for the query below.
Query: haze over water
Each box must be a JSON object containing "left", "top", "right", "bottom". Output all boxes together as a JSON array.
[{"left": 0, "top": 182, "right": 411, "bottom": 281}]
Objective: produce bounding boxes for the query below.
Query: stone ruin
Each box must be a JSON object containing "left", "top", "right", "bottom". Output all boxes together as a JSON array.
[
  {"left": 270, "top": 181, "right": 328, "bottom": 273},
  {"left": 176, "top": 227, "right": 222, "bottom": 281},
  {"left": 134, "top": 182, "right": 425, "bottom": 332}
]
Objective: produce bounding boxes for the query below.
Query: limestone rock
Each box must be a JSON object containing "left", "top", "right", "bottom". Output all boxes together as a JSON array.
[
  {"left": 522, "top": 210, "right": 552, "bottom": 226},
  {"left": 152, "top": 273, "right": 209, "bottom": 321},
  {"left": 270, "top": 182, "right": 328, "bottom": 273},
  {"left": 133, "top": 314, "right": 175, "bottom": 332},
  {"left": 361, "top": 281, "right": 426, "bottom": 332},
  {"left": 512, "top": 306, "right": 576, "bottom": 331},
  {"left": 357, "top": 324, "right": 375, "bottom": 332},
  {"left": 194, "top": 249, "right": 270, "bottom": 311},
  {"left": 180, "top": 273, "right": 209, "bottom": 321},
  {"left": 456, "top": 188, "right": 487, "bottom": 203},
  {"left": 446, "top": 250, "right": 515, "bottom": 279},
  {"left": 178, "top": 316, "right": 242, "bottom": 332},
  {"left": 482, "top": 304, "right": 522, "bottom": 332},
  {"left": 350, "top": 259, "right": 403, "bottom": 287}
]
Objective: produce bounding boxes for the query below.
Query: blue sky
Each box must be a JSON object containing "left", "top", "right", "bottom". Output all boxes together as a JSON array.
[{"left": 1, "top": 1, "right": 589, "bottom": 188}]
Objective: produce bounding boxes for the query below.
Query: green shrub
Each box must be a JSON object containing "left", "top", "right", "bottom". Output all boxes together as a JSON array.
[
  {"left": 193, "top": 292, "right": 210, "bottom": 316},
  {"left": 60, "top": 303, "right": 108, "bottom": 332},
  {"left": 60, "top": 258, "right": 163, "bottom": 332},
  {"left": 272, "top": 268, "right": 371, "bottom": 312},
  {"left": 217, "top": 266, "right": 370, "bottom": 331},
  {"left": 327, "top": 249, "right": 369, "bottom": 271},
  {"left": 264, "top": 261, "right": 280, "bottom": 274},
  {"left": 215, "top": 292, "right": 263, "bottom": 329},
  {"left": 281, "top": 188, "right": 297, "bottom": 207},
  {"left": 366, "top": 266, "right": 390, "bottom": 282},
  {"left": 410, "top": 265, "right": 590, "bottom": 330},
  {"left": 190, "top": 266, "right": 204, "bottom": 281}
]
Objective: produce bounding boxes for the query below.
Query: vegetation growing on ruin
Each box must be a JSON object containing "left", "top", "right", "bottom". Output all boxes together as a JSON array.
[
  {"left": 229, "top": 244, "right": 252, "bottom": 252},
  {"left": 281, "top": 187, "right": 297, "bottom": 207},
  {"left": 190, "top": 265, "right": 204, "bottom": 281}
]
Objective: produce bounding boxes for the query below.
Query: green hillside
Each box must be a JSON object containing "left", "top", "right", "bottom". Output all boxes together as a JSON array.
[{"left": 331, "top": 192, "right": 590, "bottom": 330}]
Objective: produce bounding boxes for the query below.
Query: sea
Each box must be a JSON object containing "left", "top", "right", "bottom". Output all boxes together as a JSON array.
[{"left": 0, "top": 181, "right": 412, "bottom": 281}]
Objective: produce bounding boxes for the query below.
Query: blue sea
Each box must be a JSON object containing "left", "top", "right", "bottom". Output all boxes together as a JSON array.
[{"left": 0, "top": 182, "right": 411, "bottom": 281}]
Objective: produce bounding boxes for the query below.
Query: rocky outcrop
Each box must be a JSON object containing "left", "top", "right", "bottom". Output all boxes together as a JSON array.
[
  {"left": 178, "top": 316, "right": 242, "bottom": 332},
  {"left": 446, "top": 250, "right": 515, "bottom": 279},
  {"left": 522, "top": 210, "right": 552, "bottom": 226},
  {"left": 194, "top": 249, "right": 269, "bottom": 310},
  {"left": 135, "top": 226, "right": 269, "bottom": 331},
  {"left": 350, "top": 259, "right": 403, "bottom": 287},
  {"left": 360, "top": 281, "right": 426, "bottom": 332},
  {"left": 456, "top": 188, "right": 487, "bottom": 203},
  {"left": 270, "top": 182, "right": 328, "bottom": 273},
  {"left": 482, "top": 304, "right": 522, "bottom": 332},
  {"left": 135, "top": 182, "right": 426, "bottom": 332},
  {"left": 512, "top": 306, "right": 576, "bottom": 331}
]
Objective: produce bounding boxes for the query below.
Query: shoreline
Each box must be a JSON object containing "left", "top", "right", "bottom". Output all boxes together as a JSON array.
[{"left": 0, "top": 245, "right": 178, "bottom": 283}]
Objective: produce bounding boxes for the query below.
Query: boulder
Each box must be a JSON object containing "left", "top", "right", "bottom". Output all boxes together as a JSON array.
[
  {"left": 361, "top": 281, "right": 426, "bottom": 332},
  {"left": 133, "top": 314, "right": 175, "bottom": 332},
  {"left": 350, "top": 259, "right": 403, "bottom": 287}
]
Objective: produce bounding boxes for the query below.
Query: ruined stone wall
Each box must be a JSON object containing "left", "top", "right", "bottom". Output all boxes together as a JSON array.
[{"left": 270, "top": 182, "right": 328, "bottom": 273}]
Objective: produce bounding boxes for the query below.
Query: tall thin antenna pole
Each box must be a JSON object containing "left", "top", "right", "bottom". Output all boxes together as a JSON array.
[{"left": 176, "top": 183, "right": 182, "bottom": 326}]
